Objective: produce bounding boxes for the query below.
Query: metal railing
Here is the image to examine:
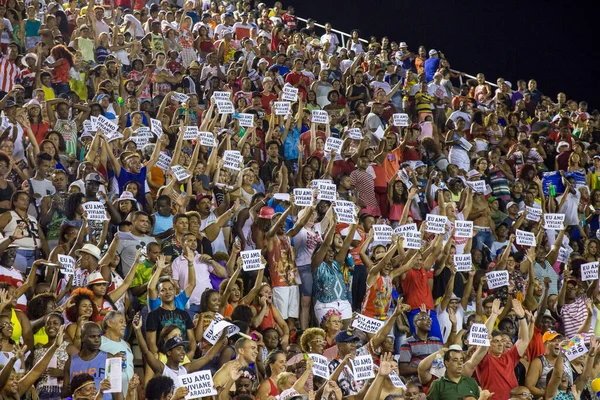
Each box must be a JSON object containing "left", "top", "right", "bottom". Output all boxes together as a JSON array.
[{"left": 296, "top": 16, "right": 498, "bottom": 89}]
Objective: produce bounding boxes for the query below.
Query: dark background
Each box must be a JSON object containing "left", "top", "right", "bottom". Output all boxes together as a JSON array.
[{"left": 291, "top": 0, "right": 596, "bottom": 109}]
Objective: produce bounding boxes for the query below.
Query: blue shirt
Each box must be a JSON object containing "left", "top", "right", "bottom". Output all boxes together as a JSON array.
[
  {"left": 424, "top": 58, "right": 441, "bottom": 82},
  {"left": 283, "top": 126, "right": 301, "bottom": 161},
  {"left": 148, "top": 291, "right": 190, "bottom": 312},
  {"left": 314, "top": 260, "right": 349, "bottom": 303},
  {"left": 118, "top": 166, "right": 148, "bottom": 204},
  {"left": 275, "top": 65, "right": 290, "bottom": 76}
]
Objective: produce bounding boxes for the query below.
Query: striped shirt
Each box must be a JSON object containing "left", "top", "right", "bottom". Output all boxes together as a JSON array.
[
  {"left": 510, "top": 149, "right": 544, "bottom": 171},
  {"left": 560, "top": 296, "right": 594, "bottom": 339},
  {"left": 0, "top": 57, "right": 20, "bottom": 93},
  {"left": 350, "top": 169, "right": 380, "bottom": 210},
  {"left": 399, "top": 335, "right": 443, "bottom": 367}
]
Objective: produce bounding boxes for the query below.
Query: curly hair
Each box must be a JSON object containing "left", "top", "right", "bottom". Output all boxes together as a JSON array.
[
  {"left": 27, "top": 293, "right": 56, "bottom": 320},
  {"left": 300, "top": 328, "right": 326, "bottom": 353},
  {"left": 65, "top": 288, "right": 99, "bottom": 323}
]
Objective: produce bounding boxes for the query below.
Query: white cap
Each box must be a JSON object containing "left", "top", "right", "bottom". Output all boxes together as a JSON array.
[
  {"left": 557, "top": 141, "right": 570, "bottom": 150},
  {"left": 429, "top": 49, "right": 438, "bottom": 56},
  {"left": 118, "top": 191, "right": 137, "bottom": 202},
  {"left": 399, "top": 42, "right": 408, "bottom": 47}
]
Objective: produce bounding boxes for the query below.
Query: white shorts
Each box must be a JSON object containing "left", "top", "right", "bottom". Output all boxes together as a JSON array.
[
  {"left": 314, "top": 300, "right": 353, "bottom": 323},
  {"left": 272, "top": 285, "right": 300, "bottom": 320}
]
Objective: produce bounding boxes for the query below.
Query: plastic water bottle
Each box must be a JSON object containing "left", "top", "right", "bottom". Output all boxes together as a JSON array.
[
  {"left": 121, "top": 351, "right": 126, "bottom": 371},
  {"left": 549, "top": 184, "right": 556, "bottom": 197}
]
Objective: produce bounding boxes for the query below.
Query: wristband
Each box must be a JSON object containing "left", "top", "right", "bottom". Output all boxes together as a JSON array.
[
  {"left": 517, "top": 316, "right": 525, "bottom": 320},
  {"left": 8, "top": 235, "right": 14, "bottom": 242}
]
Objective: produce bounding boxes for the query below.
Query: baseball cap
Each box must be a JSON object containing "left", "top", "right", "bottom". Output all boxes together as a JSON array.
[
  {"left": 258, "top": 206, "right": 275, "bottom": 219},
  {"left": 414, "top": 161, "right": 426, "bottom": 169},
  {"left": 542, "top": 330, "right": 562, "bottom": 343},
  {"left": 399, "top": 42, "right": 408, "bottom": 47},
  {"left": 429, "top": 49, "right": 438, "bottom": 56},
  {"left": 85, "top": 173, "right": 104, "bottom": 183},
  {"left": 506, "top": 201, "right": 518, "bottom": 210},
  {"left": 448, "top": 344, "right": 463, "bottom": 352},
  {"left": 163, "top": 336, "right": 190, "bottom": 352},
  {"left": 335, "top": 330, "right": 360, "bottom": 343},
  {"left": 488, "top": 196, "right": 498, "bottom": 204}
]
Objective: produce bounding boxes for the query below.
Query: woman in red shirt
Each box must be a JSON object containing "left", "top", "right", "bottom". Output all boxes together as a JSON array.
[
  {"left": 26, "top": 100, "right": 49, "bottom": 145},
  {"left": 46, "top": 45, "right": 74, "bottom": 96}
]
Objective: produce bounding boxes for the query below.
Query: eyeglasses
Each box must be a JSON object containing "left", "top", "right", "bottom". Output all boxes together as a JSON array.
[{"left": 515, "top": 393, "right": 533, "bottom": 398}]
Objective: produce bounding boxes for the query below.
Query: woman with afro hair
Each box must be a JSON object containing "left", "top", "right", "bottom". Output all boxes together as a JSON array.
[{"left": 65, "top": 288, "right": 100, "bottom": 348}]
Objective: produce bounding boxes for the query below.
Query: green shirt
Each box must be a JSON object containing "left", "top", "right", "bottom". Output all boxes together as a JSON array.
[
  {"left": 427, "top": 375, "right": 480, "bottom": 400},
  {"left": 132, "top": 261, "right": 154, "bottom": 306}
]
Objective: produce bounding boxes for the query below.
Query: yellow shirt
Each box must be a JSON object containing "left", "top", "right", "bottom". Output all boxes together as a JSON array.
[{"left": 42, "top": 85, "right": 55, "bottom": 101}]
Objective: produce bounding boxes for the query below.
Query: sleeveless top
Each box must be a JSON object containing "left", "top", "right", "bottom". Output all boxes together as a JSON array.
[
  {"left": 361, "top": 274, "right": 393, "bottom": 320},
  {"left": 267, "top": 378, "right": 279, "bottom": 397},
  {"left": 267, "top": 235, "right": 297, "bottom": 287},
  {"left": 251, "top": 304, "right": 277, "bottom": 332},
  {"left": 33, "top": 341, "right": 69, "bottom": 400},
  {"left": 4, "top": 210, "right": 40, "bottom": 250},
  {"left": 45, "top": 192, "right": 67, "bottom": 240},
  {"left": 54, "top": 119, "right": 78, "bottom": 157},
  {"left": 25, "top": 19, "right": 41, "bottom": 37},
  {"left": 0, "top": 182, "right": 14, "bottom": 214},
  {"left": 153, "top": 213, "right": 174, "bottom": 235},
  {"left": 162, "top": 364, "right": 188, "bottom": 388},
  {"left": 70, "top": 351, "right": 111, "bottom": 400},
  {"left": 10, "top": 308, "right": 22, "bottom": 344}
]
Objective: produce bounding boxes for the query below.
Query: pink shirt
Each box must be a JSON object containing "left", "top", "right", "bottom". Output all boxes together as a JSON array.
[{"left": 172, "top": 253, "right": 214, "bottom": 305}]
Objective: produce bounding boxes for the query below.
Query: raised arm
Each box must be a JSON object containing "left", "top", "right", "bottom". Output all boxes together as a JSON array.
[
  {"left": 132, "top": 314, "right": 164, "bottom": 374},
  {"left": 512, "top": 300, "right": 532, "bottom": 356}
]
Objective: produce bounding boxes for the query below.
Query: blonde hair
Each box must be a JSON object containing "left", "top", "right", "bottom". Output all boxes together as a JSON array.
[
  {"left": 276, "top": 372, "right": 295, "bottom": 392},
  {"left": 300, "top": 328, "right": 326, "bottom": 353}
]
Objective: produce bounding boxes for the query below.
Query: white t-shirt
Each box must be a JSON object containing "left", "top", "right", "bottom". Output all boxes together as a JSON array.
[
  {"left": 1, "top": 18, "right": 13, "bottom": 44},
  {"left": 201, "top": 211, "right": 228, "bottom": 254},
  {"left": 320, "top": 33, "right": 339, "bottom": 54},
  {"left": 558, "top": 190, "right": 581, "bottom": 226},
  {"left": 436, "top": 303, "right": 464, "bottom": 343},
  {"left": 293, "top": 227, "right": 322, "bottom": 266}
]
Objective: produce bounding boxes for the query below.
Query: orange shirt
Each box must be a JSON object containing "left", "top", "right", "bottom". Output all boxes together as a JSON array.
[{"left": 148, "top": 165, "right": 166, "bottom": 197}]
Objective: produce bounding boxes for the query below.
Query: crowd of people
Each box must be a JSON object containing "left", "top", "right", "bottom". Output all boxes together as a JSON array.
[{"left": 0, "top": 0, "right": 598, "bottom": 400}]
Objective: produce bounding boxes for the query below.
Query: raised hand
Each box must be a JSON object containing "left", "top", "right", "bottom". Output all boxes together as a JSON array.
[
  {"left": 132, "top": 313, "right": 143, "bottom": 331},
  {"left": 379, "top": 352, "right": 394, "bottom": 376},
  {"left": 172, "top": 386, "right": 190, "bottom": 400},
  {"left": 491, "top": 298, "right": 504, "bottom": 316},
  {"left": 512, "top": 299, "right": 525, "bottom": 319}
]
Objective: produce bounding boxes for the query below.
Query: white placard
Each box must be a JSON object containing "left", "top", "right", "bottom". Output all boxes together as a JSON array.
[
  {"left": 83, "top": 120, "right": 94, "bottom": 134},
  {"left": 308, "top": 354, "right": 330, "bottom": 379},
  {"left": 171, "top": 92, "right": 190, "bottom": 103},
  {"left": 392, "top": 113, "right": 409, "bottom": 127},
  {"left": 515, "top": 229, "right": 536, "bottom": 247},
  {"left": 203, "top": 318, "right": 232, "bottom": 344},
  {"left": 544, "top": 213, "right": 565, "bottom": 230},
  {"left": 223, "top": 150, "right": 243, "bottom": 171},
  {"left": 425, "top": 214, "right": 448, "bottom": 234},
  {"left": 212, "top": 91, "right": 231, "bottom": 101},
  {"left": 467, "top": 180, "right": 486, "bottom": 194},
  {"left": 58, "top": 254, "right": 75, "bottom": 276},
  {"left": 274, "top": 101, "right": 291, "bottom": 115},
  {"left": 104, "top": 357, "right": 122, "bottom": 393},
  {"left": 468, "top": 323, "right": 490, "bottom": 346},
  {"left": 351, "top": 313, "right": 385, "bottom": 334},
  {"left": 151, "top": 118, "right": 163, "bottom": 137},
  {"left": 97, "top": 115, "right": 118, "bottom": 135},
  {"left": 177, "top": 370, "right": 218, "bottom": 399},
  {"left": 282, "top": 85, "right": 298, "bottom": 102},
  {"left": 311, "top": 110, "right": 329, "bottom": 124},
  {"left": 82, "top": 202, "right": 108, "bottom": 221},
  {"left": 171, "top": 165, "right": 191, "bottom": 181},
  {"left": 156, "top": 152, "right": 172, "bottom": 172},
  {"left": 373, "top": 224, "right": 393, "bottom": 243},
  {"left": 198, "top": 132, "right": 217, "bottom": 147},
  {"left": 558, "top": 246, "right": 572, "bottom": 264},
  {"left": 526, "top": 206, "right": 542, "bottom": 222},
  {"left": 240, "top": 250, "right": 264, "bottom": 271},
  {"left": 311, "top": 179, "right": 333, "bottom": 189},
  {"left": 130, "top": 135, "right": 150, "bottom": 149},
  {"left": 273, "top": 193, "right": 290, "bottom": 202},
  {"left": 134, "top": 127, "right": 152, "bottom": 137},
  {"left": 563, "top": 335, "right": 589, "bottom": 362},
  {"left": 454, "top": 254, "right": 472, "bottom": 272},
  {"left": 352, "top": 355, "right": 375, "bottom": 381},
  {"left": 581, "top": 262, "right": 599, "bottom": 281},
  {"left": 394, "top": 223, "right": 420, "bottom": 249},
  {"left": 324, "top": 137, "right": 343, "bottom": 153},
  {"left": 184, "top": 126, "right": 199, "bottom": 140},
  {"left": 216, "top": 100, "right": 234, "bottom": 114},
  {"left": 89, "top": 115, "right": 98, "bottom": 130},
  {"left": 372, "top": 125, "right": 385, "bottom": 141},
  {"left": 317, "top": 182, "right": 337, "bottom": 202},
  {"left": 486, "top": 270, "right": 509, "bottom": 289},
  {"left": 459, "top": 137, "right": 472, "bottom": 151},
  {"left": 238, "top": 113, "right": 254, "bottom": 128},
  {"left": 105, "top": 130, "right": 124, "bottom": 143},
  {"left": 389, "top": 371, "right": 406, "bottom": 389},
  {"left": 293, "top": 188, "right": 314, "bottom": 207},
  {"left": 334, "top": 200, "right": 357, "bottom": 224},
  {"left": 347, "top": 128, "right": 363, "bottom": 140},
  {"left": 454, "top": 220, "right": 473, "bottom": 238}
]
